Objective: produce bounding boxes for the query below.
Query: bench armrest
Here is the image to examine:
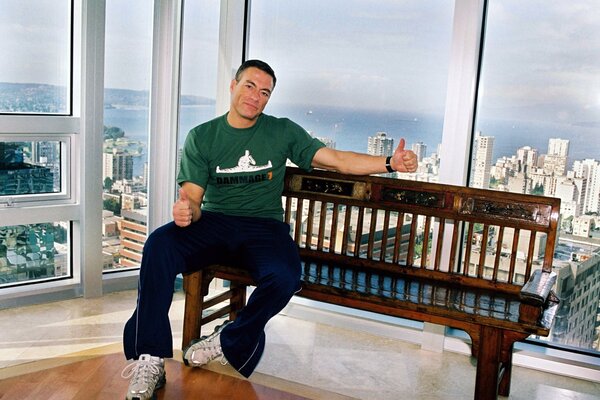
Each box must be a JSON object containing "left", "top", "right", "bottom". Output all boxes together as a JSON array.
[{"left": 520, "top": 269, "right": 557, "bottom": 305}]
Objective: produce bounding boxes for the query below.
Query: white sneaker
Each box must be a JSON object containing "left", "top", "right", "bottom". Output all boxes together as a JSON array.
[
  {"left": 183, "top": 321, "right": 231, "bottom": 367},
  {"left": 121, "top": 354, "right": 166, "bottom": 400}
]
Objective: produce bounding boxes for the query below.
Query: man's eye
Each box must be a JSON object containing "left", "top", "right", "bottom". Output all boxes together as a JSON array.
[{"left": 261, "top": 91, "right": 270, "bottom": 98}]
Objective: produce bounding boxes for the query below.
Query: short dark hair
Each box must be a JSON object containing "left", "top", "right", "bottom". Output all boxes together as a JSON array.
[{"left": 235, "top": 59, "right": 277, "bottom": 89}]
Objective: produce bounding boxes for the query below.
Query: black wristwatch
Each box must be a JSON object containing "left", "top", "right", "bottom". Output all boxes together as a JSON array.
[{"left": 385, "top": 156, "right": 395, "bottom": 173}]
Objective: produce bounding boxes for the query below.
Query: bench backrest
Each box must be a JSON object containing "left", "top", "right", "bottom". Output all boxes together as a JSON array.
[{"left": 282, "top": 167, "right": 561, "bottom": 296}]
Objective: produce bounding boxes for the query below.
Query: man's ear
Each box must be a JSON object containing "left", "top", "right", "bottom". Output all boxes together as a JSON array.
[{"left": 230, "top": 79, "right": 237, "bottom": 92}]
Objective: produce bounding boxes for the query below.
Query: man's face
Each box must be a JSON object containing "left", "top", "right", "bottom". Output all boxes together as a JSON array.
[{"left": 229, "top": 67, "right": 274, "bottom": 126}]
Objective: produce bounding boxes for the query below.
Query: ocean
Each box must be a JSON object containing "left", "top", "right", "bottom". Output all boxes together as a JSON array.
[{"left": 104, "top": 104, "right": 599, "bottom": 176}]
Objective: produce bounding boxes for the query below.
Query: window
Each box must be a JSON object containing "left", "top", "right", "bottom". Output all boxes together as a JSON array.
[
  {"left": 0, "top": 222, "right": 70, "bottom": 287},
  {"left": 0, "top": 0, "right": 75, "bottom": 290},
  {"left": 0, "top": 0, "right": 72, "bottom": 115},
  {"left": 177, "top": 0, "right": 220, "bottom": 176},
  {"left": 472, "top": 0, "right": 600, "bottom": 353},
  {"left": 102, "top": 0, "right": 153, "bottom": 272},
  {"left": 248, "top": 0, "right": 454, "bottom": 183},
  {"left": 0, "top": 138, "right": 69, "bottom": 204}
]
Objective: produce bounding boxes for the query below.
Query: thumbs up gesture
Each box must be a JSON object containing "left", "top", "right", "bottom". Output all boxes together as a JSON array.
[
  {"left": 390, "top": 138, "right": 418, "bottom": 173},
  {"left": 173, "top": 188, "right": 193, "bottom": 227}
]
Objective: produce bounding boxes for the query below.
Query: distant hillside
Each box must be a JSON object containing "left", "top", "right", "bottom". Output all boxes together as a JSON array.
[
  {"left": 104, "top": 88, "right": 214, "bottom": 108},
  {"left": 0, "top": 82, "right": 66, "bottom": 113},
  {"left": 0, "top": 82, "right": 214, "bottom": 112}
]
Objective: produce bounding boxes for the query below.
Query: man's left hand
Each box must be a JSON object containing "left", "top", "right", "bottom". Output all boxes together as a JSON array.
[{"left": 391, "top": 138, "right": 418, "bottom": 173}]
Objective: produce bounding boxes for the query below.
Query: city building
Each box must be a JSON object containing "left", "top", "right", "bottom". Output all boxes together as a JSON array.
[
  {"left": 118, "top": 208, "right": 147, "bottom": 268},
  {"left": 368, "top": 132, "right": 395, "bottom": 177},
  {"left": 506, "top": 172, "right": 531, "bottom": 194},
  {"left": 101, "top": 209, "right": 121, "bottom": 237},
  {"left": 555, "top": 177, "right": 585, "bottom": 218},
  {"left": 549, "top": 138, "right": 570, "bottom": 158},
  {"left": 103, "top": 148, "right": 134, "bottom": 182},
  {"left": 516, "top": 145, "right": 539, "bottom": 174},
  {"left": 412, "top": 141, "right": 427, "bottom": 162},
  {"left": 471, "top": 131, "right": 494, "bottom": 189},
  {"left": 0, "top": 163, "right": 54, "bottom": 196},
  {"left": 121, "top": 192, "right": 147, "bottom": 211},
  {"left": 550, "top": 247, "right": 600, "bottom": 350},
  {"left": 573, "top": 216, "right": 596, "bottom": 238},
  {"left": 367, "top": 132, "right": 394, "bottom": 157},
  {"left": 0, "top": 142, "right": 55, "bottom": 196},
  {"left": 543, "top": 138, "right": 570, "bottom": 176},
  {"left": 33, "top": 141, "right": 61, "bottom": 191},
  {"left": 0, "top": 223, "right": 68, "bottom": 284},
  {"left": 572, "top": 159, "right": 600, "bottom": 214}
]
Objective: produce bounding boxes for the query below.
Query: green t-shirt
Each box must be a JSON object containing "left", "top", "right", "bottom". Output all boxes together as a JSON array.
[{"left": 177, "top": 113, "right": 325, "bottom": 221}]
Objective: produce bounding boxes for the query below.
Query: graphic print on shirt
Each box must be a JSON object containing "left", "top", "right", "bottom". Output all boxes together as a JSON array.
[{"left": 216, "top": 150, "right": 272, "bottom": 173}]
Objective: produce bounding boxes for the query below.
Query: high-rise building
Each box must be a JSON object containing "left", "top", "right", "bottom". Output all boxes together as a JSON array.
[
  {"left": 0, "top": 142, "right": 27, "bottom": 166},
  {"left": 33, "top": 141, "right": 61, "bottom": 191},
  {"left": 142, "top": 162, "right": 149, "bottom": 188},
  {"left": 0, "top": 142, "right": 54, "bottom": 196},
  {"left": 555, "top": 177, "right": 585, "bottom": 218},
  {"left": 544, "top": 138, "right": 570, "bottom": 176},
  {"left": 412, "top": 141, "right": 427, "bottom": 162},
  {"left": 572, "top": 159, "right": 600, "bottom": 214},
  {"left": 471, "top": 131, "right": 494, "bottom": 189},
  {"left": 103, "top": 148, "right": 134, "bottom": 181},
  {"left": 367, "top": 132, "right": 394, "bottom": 156},
  {"left": 516, "top": 145, "right": 538, "bottom": 173},
  {"left": 119, "top": 208, "right": 147, "bottom": 268},
  {"left": 33, "top": 141, "right": 59, "bottom": 166},
  {"left": 550, "top": 251, "right": 600, "bottom": 349},
  {"left": 548, "top": 138, "right": 570, "bottom": 157}
]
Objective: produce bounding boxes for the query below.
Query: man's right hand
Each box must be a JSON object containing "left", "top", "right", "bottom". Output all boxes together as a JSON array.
[{"left": 173, "top": 188, "right": 194, "bottom": 227}]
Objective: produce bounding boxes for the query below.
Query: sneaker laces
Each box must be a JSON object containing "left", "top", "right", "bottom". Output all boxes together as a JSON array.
[{"left": 121, "top": 355, "right": 163, "bottom": 386}]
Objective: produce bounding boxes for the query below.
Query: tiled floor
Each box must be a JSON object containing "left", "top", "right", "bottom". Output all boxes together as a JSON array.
[{"left": 0, "top": 289, "right": 598, "bottom": 399}]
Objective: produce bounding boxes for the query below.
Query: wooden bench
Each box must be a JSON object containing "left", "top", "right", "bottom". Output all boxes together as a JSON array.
[{"left": 182, "top": 166, "right": 560, "bottom": 400}]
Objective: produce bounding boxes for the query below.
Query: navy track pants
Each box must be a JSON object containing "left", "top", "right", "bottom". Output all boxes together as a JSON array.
[{"left": 123, "top": 211, "right": 301, "bottom": 377}]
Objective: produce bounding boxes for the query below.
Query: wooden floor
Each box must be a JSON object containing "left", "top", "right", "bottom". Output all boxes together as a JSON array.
[{"left": 0, "top": 353, "right": 309, "bottom": 400}]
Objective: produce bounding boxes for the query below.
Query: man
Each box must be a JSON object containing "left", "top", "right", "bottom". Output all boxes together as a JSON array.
[{"left": 122, "top": 59, "right": 418, "bottom": 399}]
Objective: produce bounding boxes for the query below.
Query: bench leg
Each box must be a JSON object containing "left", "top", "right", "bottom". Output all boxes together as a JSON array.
[
  {"left": 498, "top": 331, "right": 526, "bottom": 397},
  {"left": 474, "top": 325, "right": 501, "bottom": 400},
  {"left": 230, "top": 283, "right": 247, "bottom": 320},
  {"left": 498, "top": 342, "right": 514, "bottom": 397},
  {"left": 182, "top": 271, "right": 203, "bottom": 349}
]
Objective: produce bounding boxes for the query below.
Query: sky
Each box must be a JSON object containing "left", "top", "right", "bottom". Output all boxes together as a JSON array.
[
  {"left": 1, "top": 0, "right": 599, "bottom": 125},
  {"left": 478, "top": 1, "right": 600, "bottom": 125},
  {"left": 0, "top": 0, "right": 71, "bottom": 87},
  {"left": 248, "top": 0, "right": 454, "bottom": 114}
]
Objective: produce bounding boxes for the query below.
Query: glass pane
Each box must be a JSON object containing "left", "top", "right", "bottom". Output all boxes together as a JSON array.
[
  {"left": 0, "top": 222, "right": 70, "bottom": 287},
  {"left": 0, "top": 141, "right": 62, "bottom": 196},
  {"left": 0, "top": 0, "right": 71, "bottom": 114},
  {"left": 473, "top": 1, "right": 600, "bottom": 353},
  {"left": 248, "top": 0, "right": 453, "bottom": 182},
  {"left": 177, "top": 0, "right": 220, "bottom": 186},
  {"left": 102, "top": 0, "right": 153, "bottom": 271}
]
